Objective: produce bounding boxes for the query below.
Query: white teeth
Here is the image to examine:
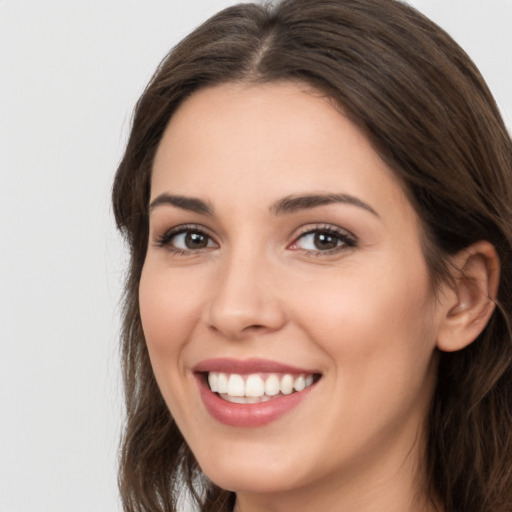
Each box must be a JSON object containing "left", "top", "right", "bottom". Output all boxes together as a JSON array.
[
  {"left": 280, "top": 374, "right": 294, "bottom": 395},
  {"left": 223, "top": 395, "right": 248, "bottom": 404},
  {"left": 265, "top": 374, "right": 280, "bottom": 396},
  {"left": 207, "top": 371, "right": 317, "bottom": 399},
  {"left": 294, "top": 375, "right": 306, "bottom": 392},
  {"left": 217, "top": 373, "right": 228, "bottom": 394},
  {"left": 208, "top": 372, "right": 218, "bottom": 392},
  {"left": 221, "top": 394, "right": 271, "bottom": 404},
  {"left": 227, "top": 374, "right": 245, "bottom": 397},
  {"left": 245, "top": 374, "right": 265, "bottom": 397},
  {"left": 221, "top": 395, "right": 270, "bottom": 404}
]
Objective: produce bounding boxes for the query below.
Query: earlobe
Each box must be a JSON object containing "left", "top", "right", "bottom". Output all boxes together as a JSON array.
[{"left": 436, "top": 241, "right": 500, "bottom": 353}]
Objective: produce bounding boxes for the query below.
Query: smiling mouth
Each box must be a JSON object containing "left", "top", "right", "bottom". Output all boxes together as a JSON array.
[{"left": 205, "top": 372, "right": 321, "bottom": 404}]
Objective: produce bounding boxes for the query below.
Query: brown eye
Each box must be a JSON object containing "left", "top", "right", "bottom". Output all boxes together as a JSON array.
[
  {"left": 184, "top": 231, "right": 209, "bottom": 249},
  {"left": 157, "top": 226, "right": 218, "bottom": 252},
  {"left": 313, "top": 232, "right": 339, "bottom": 250},
  {"left": 290, "top": 227, "right": 356, "bottom": 253}
]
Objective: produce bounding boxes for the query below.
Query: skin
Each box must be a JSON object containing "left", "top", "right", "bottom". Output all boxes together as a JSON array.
[{"left": 139, "top": 82, "right": 453, "bottom": 512}]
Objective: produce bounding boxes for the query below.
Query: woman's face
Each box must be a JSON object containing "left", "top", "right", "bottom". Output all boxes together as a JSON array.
[{"left": 140, "top": 82, "right": 445, "bottom": 504}]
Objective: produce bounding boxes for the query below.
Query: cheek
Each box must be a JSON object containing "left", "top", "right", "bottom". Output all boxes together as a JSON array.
[
  {"left": 139, "top": 264, "right": 203, "bottom": 363},
  {"left": 138, "top": 264, "right": 211, "bottom": 425},
  {"left": 290, "top": 263, "right": 439, "bottom": 447},
  {"left": 287, "top": 255, "right": 438, "bottom": 382}
]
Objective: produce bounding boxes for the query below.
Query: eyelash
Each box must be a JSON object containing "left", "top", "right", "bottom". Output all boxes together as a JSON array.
[
  {"left": 154, "top": 223, "right": 357, "bottom": 256},
  {"left": 155, "top": 224, "right": 216, "bottom": 255},
  {"left": 289, "top": 225, "right": 357, "bottom": 255}
]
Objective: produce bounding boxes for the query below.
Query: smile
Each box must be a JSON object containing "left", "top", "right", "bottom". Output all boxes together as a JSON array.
[
  {"left": 208, "top": 372, "right": 315, "bottom": 403},
  {"left": 194, "top": 359, "right": 321, "bottom": 427}
]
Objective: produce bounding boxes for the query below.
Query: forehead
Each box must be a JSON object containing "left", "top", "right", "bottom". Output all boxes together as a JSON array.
[{"left": 151, "top": 82, "right": 413, "bottom": 220}]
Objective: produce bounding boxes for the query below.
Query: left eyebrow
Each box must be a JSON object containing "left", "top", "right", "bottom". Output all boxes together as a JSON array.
[
  {"left": 149, "top": 193, "right": 214, "bottom": 215},
  {"left": 270, "top": 193, "right": 379, "bottom": 217}
]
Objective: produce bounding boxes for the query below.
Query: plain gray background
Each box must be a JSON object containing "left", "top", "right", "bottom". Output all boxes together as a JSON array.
[{"left": 0, "top": 1, "right": 510, "bottom": 511}]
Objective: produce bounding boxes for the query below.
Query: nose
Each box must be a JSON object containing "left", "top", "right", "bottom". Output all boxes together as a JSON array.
[{"left": 202, "top": 252, "right": 287, "bottom": 340}]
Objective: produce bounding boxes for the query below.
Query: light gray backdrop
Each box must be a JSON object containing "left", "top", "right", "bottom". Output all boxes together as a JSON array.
[{"left": 0, "top": 1, "right": 510, "bottom": 511}]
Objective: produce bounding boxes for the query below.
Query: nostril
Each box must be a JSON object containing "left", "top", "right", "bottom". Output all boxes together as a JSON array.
[
  {"left": 203, "top": 287, "right": 287, "bottom": 338},
  {"left": 208, "top": 323, "right": 267, "bottom": 332}
]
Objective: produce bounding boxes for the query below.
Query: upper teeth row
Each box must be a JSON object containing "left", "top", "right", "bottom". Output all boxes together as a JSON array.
[{"left": 208, "top": 372, "right": 314, "bottom": 398}]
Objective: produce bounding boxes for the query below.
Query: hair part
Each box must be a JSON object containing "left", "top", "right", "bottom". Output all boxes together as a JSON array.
[{"left": 112, "top": 1, "right": 512, "bottom": 510}]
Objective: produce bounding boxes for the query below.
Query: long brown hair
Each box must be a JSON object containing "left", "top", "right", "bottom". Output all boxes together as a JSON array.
[{"left": 112, "top": 1, "right": 512, "bottom": 510}]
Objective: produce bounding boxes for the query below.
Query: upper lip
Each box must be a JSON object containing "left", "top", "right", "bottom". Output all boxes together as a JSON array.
[{"left": 194, "top": 358, "right": 320, "bottom": 375}]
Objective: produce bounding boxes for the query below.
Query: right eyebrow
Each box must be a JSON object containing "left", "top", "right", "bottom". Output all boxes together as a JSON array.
[
  {"left": 270, "top": 192, "right": 379, "bottom": 217},
  {"left": 149, "top": 193, "right": 214, "bottom": 215}
]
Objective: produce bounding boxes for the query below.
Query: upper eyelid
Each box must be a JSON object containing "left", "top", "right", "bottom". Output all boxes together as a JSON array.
[
  {"left": 292, "top": 223, "right": 356, "bottom": 239},
  {"left": 153, "top": 223, "right": 218, "bottom": 246},
  {"left": 152, "top": 222, "right": 356, "bottom": 247},
  {"left": 154, "top": 223, "right": 213, "bottom": 236},
  {"left": 289, "top": 223, "right": 357, "bottom": 249}
]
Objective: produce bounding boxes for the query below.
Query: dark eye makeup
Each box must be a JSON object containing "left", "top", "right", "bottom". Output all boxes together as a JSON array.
[
  {"left": 155, "top": 224, "right": 218, "bottom": 255},
  {"left": 153, "top": 223, "right": 357, "bottom": 256},
  {"left": 288, "top": 225, "right": 357, "bottom": 254}
]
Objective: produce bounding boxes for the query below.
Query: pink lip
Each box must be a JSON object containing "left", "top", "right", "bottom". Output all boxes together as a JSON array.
[
  {"left": 194, "top": 357, "right": 318, "bottom": 375},
  {"left": 194, "top": 358, "right": 320, "bottom": 428}
]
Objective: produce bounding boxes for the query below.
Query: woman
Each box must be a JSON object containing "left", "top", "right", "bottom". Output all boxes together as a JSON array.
[{"left": 112, "top": 0, "right": 512, "bottom": 511}]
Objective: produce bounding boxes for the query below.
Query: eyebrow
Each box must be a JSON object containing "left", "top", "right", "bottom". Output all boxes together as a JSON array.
[
  {"left": 270, "top": 193, "right": 379, "bottom": 217},
  {"left": 149, "top": 192, "right": 378, "bottom": 217},
  {"left": 149, "top": 193, "right": 214, "bottom": 215}
]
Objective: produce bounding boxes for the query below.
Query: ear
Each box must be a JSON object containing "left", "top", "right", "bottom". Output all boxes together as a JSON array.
[{"left": 436, "top": 240, "right": 500, "bottom": 352}]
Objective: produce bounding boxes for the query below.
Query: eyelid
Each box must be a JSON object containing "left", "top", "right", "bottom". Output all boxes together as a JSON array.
[
  {"left": 288, "top": 224, "right": 357, "bottom": 253},
  {"left": 152, "top": 222, "right": 356, "bottom": 256},
  {"left": 153, "top": 223, "right": 218, "bottom": 251}
]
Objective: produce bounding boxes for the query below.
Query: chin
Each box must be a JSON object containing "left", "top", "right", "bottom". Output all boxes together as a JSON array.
[
  {"left": 191, "top": 436, "right": 327, "bottom": 497},
  {"left": 201, "top": 462, "right": 303, "bottom": 495}
]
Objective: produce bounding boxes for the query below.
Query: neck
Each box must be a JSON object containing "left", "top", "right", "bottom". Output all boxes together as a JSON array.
[{"left": 234, "top": 477, "right": 438, "bottom": 512}]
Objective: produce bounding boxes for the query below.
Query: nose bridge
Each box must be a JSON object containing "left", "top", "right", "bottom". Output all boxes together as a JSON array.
[{"left": 204, "top": 242, "right": 286, "bottom": 339}]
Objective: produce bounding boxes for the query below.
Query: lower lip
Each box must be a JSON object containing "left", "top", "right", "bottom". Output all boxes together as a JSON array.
[{"left": 196, "top": 374, "right": 316, "bottom": 427}]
